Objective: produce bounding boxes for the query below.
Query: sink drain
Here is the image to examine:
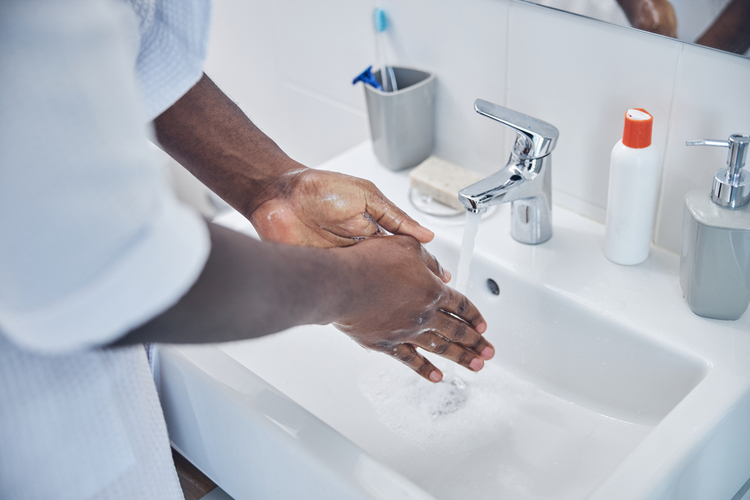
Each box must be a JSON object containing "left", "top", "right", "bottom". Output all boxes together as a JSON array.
[{"left": 486, "top": 278, "right": 500, "bottom": 296}]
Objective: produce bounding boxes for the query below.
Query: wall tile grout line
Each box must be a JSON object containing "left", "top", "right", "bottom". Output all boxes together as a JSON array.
[{"left": 653, "top": 42, "right": 685, "bottom": 251}]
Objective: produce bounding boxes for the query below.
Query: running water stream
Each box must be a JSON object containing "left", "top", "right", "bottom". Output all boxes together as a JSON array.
[{"left": 454, "top": 211, "right": 482, "bottom": 294}]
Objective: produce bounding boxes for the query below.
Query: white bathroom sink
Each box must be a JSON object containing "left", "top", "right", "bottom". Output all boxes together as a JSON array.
[{"left": 157, "top": 143, "right": 750, "bottom": 500}]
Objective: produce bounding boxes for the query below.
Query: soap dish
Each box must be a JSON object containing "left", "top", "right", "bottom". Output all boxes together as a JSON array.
[
  {"left": 408, "top": 156, "right": 484, "bottom": 218},
  {"left": 409, "top": 188, "right": 497, "bottom": 221},
  {"left": 409, "top": 188, "right": 465, "bottom": 217}
]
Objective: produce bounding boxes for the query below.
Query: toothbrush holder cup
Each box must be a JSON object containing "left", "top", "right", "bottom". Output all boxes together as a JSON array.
[{"left": 363, "top": 67, "right": 436, "bottom": 171}]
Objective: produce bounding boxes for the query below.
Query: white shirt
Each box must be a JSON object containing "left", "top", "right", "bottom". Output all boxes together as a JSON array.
[{"left": 0, "top": 0, "right": 211, "bottom": 497}]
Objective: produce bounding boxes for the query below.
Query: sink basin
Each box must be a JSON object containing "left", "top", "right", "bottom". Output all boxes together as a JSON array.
[
  {"left": 207, "top": 238, "right": 705, "bottom": 500},
  {"left": 157, "top": 143, "right": 750, "bottom": 500}
]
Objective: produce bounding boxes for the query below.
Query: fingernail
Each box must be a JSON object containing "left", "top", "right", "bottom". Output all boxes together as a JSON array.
[
  {"left": 481, "top": 346, "right": 495, "bottom": 360},
  {"left": 430, "top": 370, "right": 443, "bottom": 382},
  {"left": 444, "top": 269, "right": 452, "bottom": 282},
  {"left": 469, "top": 358, "right": 484, "bottom": 371},
  {"left": 476, "top": 322, "right": 487, "bottom": 334}
]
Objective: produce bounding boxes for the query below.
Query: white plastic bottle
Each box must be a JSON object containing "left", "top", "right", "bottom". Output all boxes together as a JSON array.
[{"left": 604, "top": 108, "right": 661, "bottom": 265}]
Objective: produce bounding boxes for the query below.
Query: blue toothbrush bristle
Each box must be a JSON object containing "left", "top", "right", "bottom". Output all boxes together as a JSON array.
[{"left": 373, "top": 8, "right": 387, "bottom": 33}]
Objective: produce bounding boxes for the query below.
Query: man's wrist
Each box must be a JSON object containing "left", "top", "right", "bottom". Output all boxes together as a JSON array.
[{"left": 240, "top": 159, "right": 309, "bottom": 219}]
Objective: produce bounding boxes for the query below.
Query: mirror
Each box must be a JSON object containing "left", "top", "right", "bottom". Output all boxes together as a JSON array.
[{"left": 524, "top": 0, "right": 750, "bottom": 57}]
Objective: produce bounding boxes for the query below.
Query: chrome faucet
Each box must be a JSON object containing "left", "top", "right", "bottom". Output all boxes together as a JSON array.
[{"left": 458, "top": 99, "right": 559, "bottom": 244}]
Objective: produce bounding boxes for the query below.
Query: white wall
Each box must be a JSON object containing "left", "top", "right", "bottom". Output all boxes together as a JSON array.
[{"left": 204, "top": 0, "right": 750, "bottom": 255}]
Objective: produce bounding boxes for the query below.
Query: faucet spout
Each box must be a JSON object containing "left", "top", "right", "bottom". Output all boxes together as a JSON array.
[
  {"left": 459, "top": 100, "right": 558, "bottom": 244},
  {"left": 459, "top": 157, "right": 545, "bottom": 212}
]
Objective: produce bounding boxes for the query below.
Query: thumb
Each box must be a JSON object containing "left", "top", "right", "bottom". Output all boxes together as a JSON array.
[{"left": 364, "top": 186, "right": 434, "bottom": 243}]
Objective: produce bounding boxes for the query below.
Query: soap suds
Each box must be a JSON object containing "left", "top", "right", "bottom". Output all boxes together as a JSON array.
[
  {"left": 359, "top": 358, "right": 537, "bottom": 455},
  {"left": 321, "top": 193, "right": 347, "bottom": 209}
]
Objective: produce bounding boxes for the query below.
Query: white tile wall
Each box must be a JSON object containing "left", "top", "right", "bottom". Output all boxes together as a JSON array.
[
  {"left": 204, "top": 0, "right": 750, "bottom": 254},
  {"left": 205, "top": 0, "right": 512, "bottom": 171},
  {"left": 373, "top": 0, "right": 512, "bottom": 176},
  {"left": 655, "top": 44, "right": 750, "bottom": 253},
  {"left": 275, "top": 82, "right": 369, "bottom": 167},
  {"left": 203, "top": 0, "right": 370, "bottom": 167},
  {"left": 506, "top": 1, "right": 680, "bottom": 223},
  {"left": 267, "top": 1, "right": 374, "bottom": 116}
]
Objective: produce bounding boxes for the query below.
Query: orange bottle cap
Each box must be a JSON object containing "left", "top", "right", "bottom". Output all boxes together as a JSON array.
[{"left": 622, "top": 108, "right": 653, "bottom": 149}]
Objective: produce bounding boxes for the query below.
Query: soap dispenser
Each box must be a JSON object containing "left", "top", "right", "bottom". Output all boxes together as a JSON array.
[{"left": 680, "top": 134, "right": 750, "bottom": 320}]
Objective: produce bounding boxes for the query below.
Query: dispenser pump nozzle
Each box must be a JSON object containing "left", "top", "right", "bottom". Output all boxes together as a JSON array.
[{"left": 686, "top": 134, "right": 750, "bottom": 209}]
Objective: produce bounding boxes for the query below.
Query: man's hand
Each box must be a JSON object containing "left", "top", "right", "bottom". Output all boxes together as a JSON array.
[
  {"left": 617, "top": 0, "right": 677, "bottom": 37},
  {"left": 331, "top": 235, "right": 493, "bottom": 383},
  {"left": 116, "top": 226, "right": 492, "bottom": 384},
  {"left": 249, "top": 168, "right": 433, "bottom": 247}
]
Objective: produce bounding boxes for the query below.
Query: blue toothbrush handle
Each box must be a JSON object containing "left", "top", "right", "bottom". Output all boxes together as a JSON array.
[{"left": 352, "top": 65, "right": 383, "bottom": 91}]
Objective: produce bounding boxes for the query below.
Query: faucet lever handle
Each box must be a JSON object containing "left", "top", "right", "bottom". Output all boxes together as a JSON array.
[{"left": 474, "top": 99, "right": 559, "bottom": 160}]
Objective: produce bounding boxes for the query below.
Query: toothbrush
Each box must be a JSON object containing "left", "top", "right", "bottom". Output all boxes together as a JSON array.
[{"left": 373, "top": 8, "right": 398, "bottom": 92}]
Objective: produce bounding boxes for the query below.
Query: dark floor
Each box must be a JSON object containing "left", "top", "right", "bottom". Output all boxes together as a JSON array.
[{"left": 172, "top": 448, "right": 218, "bottom": 500}]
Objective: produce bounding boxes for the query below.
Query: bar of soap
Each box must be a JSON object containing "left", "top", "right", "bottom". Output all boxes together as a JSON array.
[{"left": 409, "top": 157, "right": 482, "bottom": 210}]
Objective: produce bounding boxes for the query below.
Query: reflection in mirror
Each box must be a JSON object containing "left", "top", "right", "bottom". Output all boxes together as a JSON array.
[{"left": 524, "top": 0, "right": 750, "bottom": 57}]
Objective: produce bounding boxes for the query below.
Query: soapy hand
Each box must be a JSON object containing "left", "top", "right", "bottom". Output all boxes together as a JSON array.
[
  {"left": 248, "top": 168, "right": 434, "bottom": 248},
  {"left": 331, "top": 235, "right": 494, "bottom": 383}
]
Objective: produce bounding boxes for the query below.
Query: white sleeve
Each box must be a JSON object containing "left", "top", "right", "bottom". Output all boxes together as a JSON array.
[
  {"left": 0, "top": 0, "right": 210, "bottom": 354},
  {"left": 130, "top": 0, "right": 212, "bottom": 120}
]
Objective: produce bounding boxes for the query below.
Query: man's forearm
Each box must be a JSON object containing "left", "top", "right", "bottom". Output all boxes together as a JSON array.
[
  {"left": 113, "top": 222, "right": 349, "bottom": 345},
  {"left": 153, "top": 73, "right": 304, "bottom": 219},
  {"left": 112, "top": 221, "right": 492, "bottom": 384},
  {"left": 697, "top": 0, "right": 750, "bottom": 54}
]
